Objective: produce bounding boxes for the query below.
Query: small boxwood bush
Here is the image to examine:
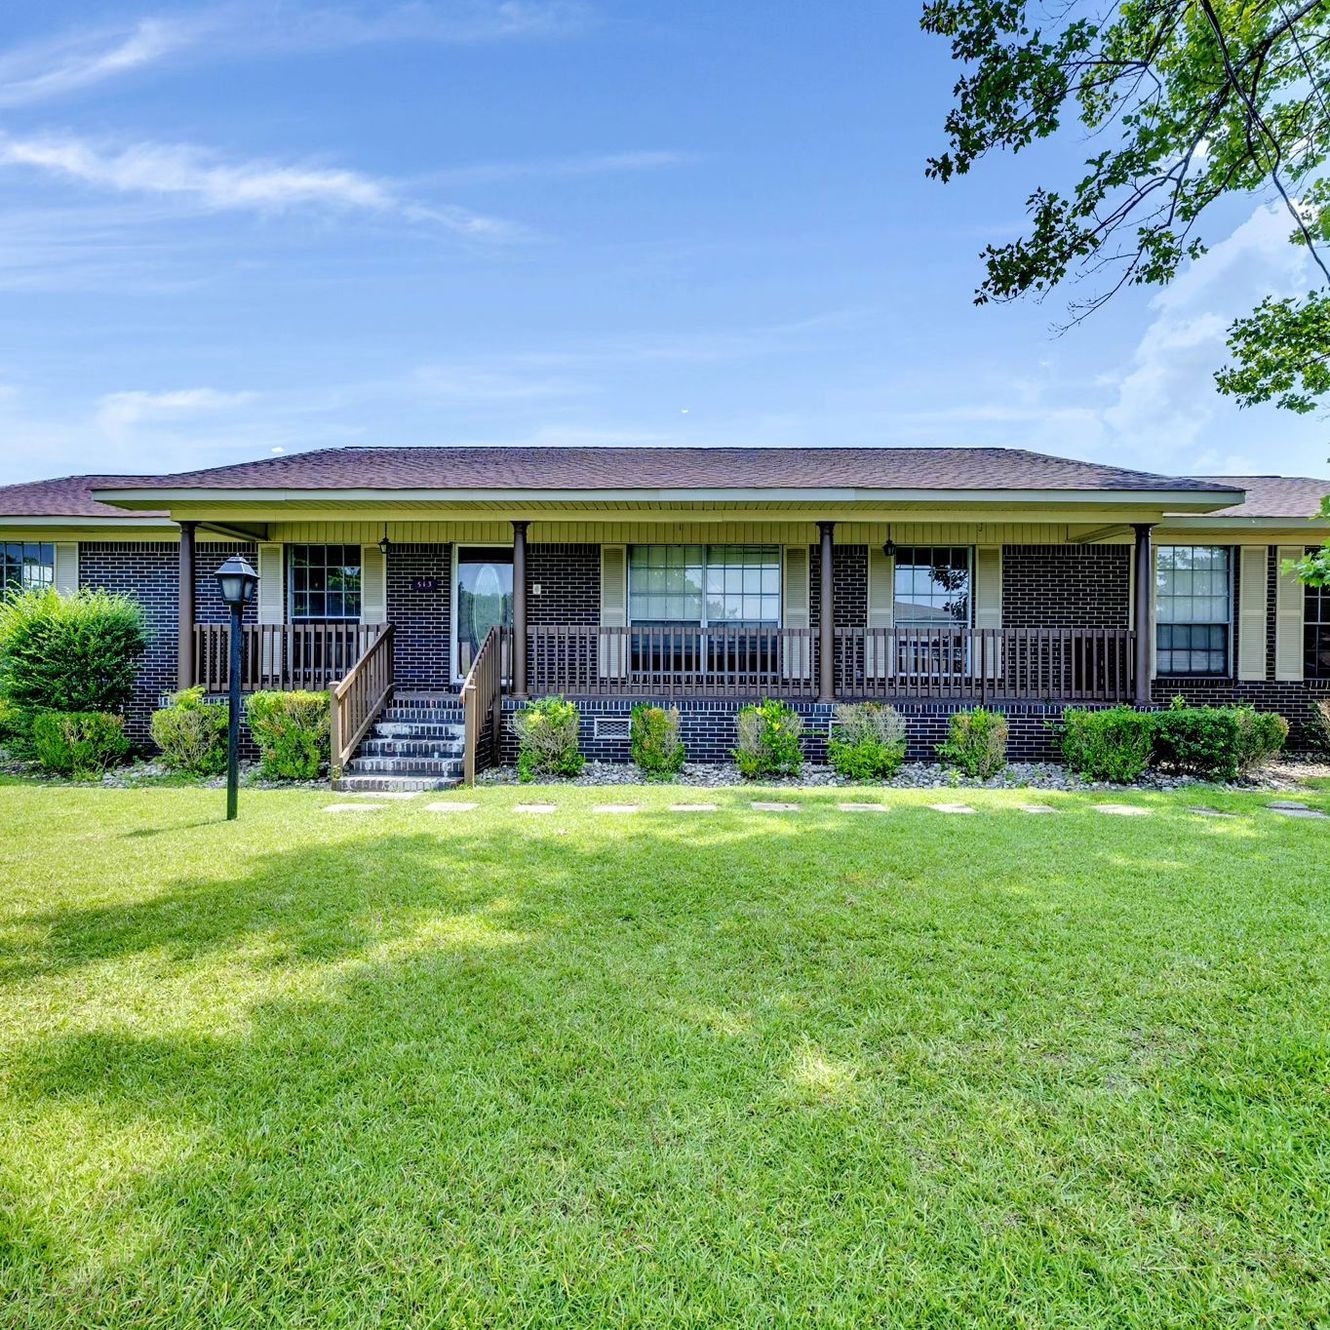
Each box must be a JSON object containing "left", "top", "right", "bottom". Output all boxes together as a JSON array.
[
  {"left": 1233, "top": 706, "right": 1289, "bottom": 775},
  {"left": 1150, "top": 701, "right": 1242, "bottom": 780},
  {"left": 1060, "top": 707, "right": 1154, "bottom": 783},
  {"left": 512, "top": 695, "right": 585, "bottom": 782},
  {"left": 30, "top": 710, "right": 129, "bottom": 779},
  {"left": 1313, "top": 698, "right": 1330, "bottom": 754},
  {"left": 151, "top": 686, "right": 229, "bottom": 775},
  {"left": 630, "top": 703, "right": 685, "bottom": 779},
  {"left": 0, "top": 586, "right": 146, "bottom": 714},
  {"left": 245, "top": 690, "right": 330, "bottom": 780},
  {"left": 735, "top": 698, "right": 803, "bottom": 778},
  {"left": 936, "top": 707, "right": 1008, "bottom": 779},
  {"left": 827, "top": 702, "right": 907, "bottom": 780}
]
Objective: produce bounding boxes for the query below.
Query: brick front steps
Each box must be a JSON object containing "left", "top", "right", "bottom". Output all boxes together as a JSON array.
[{"left": 333, "top": 692, "right": 466, "bottom": 793}]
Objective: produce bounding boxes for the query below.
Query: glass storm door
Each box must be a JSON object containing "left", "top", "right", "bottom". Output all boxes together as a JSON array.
[{"left": 456, "top": 548, "right": 513, "bottom": 678}]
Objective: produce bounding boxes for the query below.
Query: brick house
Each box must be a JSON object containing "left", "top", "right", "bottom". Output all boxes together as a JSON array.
[{"left": 2, "top": 447, "right": 1327, "bottom": 785}]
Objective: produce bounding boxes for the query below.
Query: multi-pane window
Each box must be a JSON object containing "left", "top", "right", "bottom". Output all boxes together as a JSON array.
[
  {"left": 1307, "top": 581, "right": 1330, "bottom": 679},
  {"left": 288, "top": 544, "right": 361, "bottom": 620},
  {"left": 1156, "top": 546, "right": 1231, "bottom": 675},
  {"left": 0, "top": 542, "right": 54, "bottom": 596},
  {"left": 893, "top": 547, "right": 971, "bottom": 627},
  {"left": 628, "top": 545, "right": 781, "bottom": 625}
]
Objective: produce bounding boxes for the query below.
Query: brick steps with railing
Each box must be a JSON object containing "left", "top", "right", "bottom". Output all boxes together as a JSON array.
[{"left": 333, "top": 692, "right": 467, "bottom": 792}]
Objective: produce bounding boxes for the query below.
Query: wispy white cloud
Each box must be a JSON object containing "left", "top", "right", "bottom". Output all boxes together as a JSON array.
[
  {"left": 96, "top": 386, "right": 258, "bottom": 437},
  {"left": 0, "top": 17, "right": 202, "bottom": 107},
  {"left": 0, "top": 131, "right": 522, "bottom": 237},
  {"left": 0, "top": 4, "right": 587, "bottom": 108}
]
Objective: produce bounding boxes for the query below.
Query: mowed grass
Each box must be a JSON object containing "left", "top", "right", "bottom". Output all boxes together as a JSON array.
[{"left": 0, "top": 782, "right": 1327, "bottom": 1328}]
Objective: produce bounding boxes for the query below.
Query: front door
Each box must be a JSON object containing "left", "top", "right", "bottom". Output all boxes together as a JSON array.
[{"left": 456, "top": 547, "right": 513, "bottom": 679}]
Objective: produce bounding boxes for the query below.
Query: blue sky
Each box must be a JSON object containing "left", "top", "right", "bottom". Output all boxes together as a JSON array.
[{"left": 0, "top": 0, "right": 1327, "bottom": 485}]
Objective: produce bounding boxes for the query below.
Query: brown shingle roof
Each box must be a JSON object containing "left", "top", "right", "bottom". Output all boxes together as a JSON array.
[
  {"left": 95, "top": 445, "right": 1239, "bottom": 494},
  {"left": 0, "top": 474, "right": 168, "bottom": 520},
  {"left": 1188, "top": 475, "right": 1329, "bottom": 520}
]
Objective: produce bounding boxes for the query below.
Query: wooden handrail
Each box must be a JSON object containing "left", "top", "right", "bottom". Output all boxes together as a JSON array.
[
  {"left": 193, "top": 621, "right": 382, "bottom": 692},
  {"left": 461, "top": 625, "right": 506, "bottom": 785},
  {"left": 330, "top": 625, "right": 394, "bottom": 776}
]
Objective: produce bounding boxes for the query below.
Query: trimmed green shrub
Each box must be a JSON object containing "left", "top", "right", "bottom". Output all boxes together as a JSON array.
[
  {"left": 245, "top": 690, "right": 330, "bottom": 780},
  {"left": 1313, "top": 699, "right": 1330, "bottom": 754},
  {"left": 1060, "top": 707, "right": 1154, "bottom": 783},
  {"left": 0, "top": 587, "right": 146, "bottom": 714},
  {"left": 0, "top": 696, "right": 24, "bottom": 748},
  {"left": 735, "top": 698, "right": 803, "bottom": 778},
  {"left": 936, "top": 707, "right": 1008, "bottom": 779},
  {"left": 512, "top": 695, "right": 585, "bottom": 782},
  {"left": 151, "top": 687, "right": 229, "bottom": 775},
  {"left": 30, "top": 710, "right": 129, "bottom": 779},
  {"left": 1151, "top": 703, "right": 1241, "bottom": 780},
  {"left": 1233, "top": 706, "right": 1289, "bottom": 775},
  {"left": 827, "top": 702, "right": 907, "bottom": 780},
  {"left": 630, "top": 703, "right": 685, "bottom": 778}
]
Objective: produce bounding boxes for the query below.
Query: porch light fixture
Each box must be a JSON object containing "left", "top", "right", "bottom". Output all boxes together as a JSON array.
[
  {"left": 214, "top": 554, "right": 258, "bottom": 822},
  {"left": 882, "top": 526, "right": 896, "bottom": 560},
  {"left": 378, "top": 525, "right": 392, "bottom": 556}
]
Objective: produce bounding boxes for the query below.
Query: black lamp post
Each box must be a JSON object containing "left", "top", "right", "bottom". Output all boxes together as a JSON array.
[{"left": 215, "top": 554, "right": 259, "bottom": 820}]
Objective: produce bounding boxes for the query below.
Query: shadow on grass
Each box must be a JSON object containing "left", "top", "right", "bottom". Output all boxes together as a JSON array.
[{"left": 3, "top": 802, "right": 1327, "bottom": 1324}]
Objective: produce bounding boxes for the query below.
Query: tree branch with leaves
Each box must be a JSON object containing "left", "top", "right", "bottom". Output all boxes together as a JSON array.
[{"left": 923, "top": 0, "right": 1330, "bottom": 583}]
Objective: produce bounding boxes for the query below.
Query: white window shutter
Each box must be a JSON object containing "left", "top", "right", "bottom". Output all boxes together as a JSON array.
[
  {"left": 54, "top": 542, "right": 79, "bottom": 595},
  {"left": 782, "top": 544, "right": 811, "bottom": 679},
  {"left": 972, "top": 545, "right": 1003, "bottom": 679},
  {"left": 257, "top": 543, "right": 284, "bottom": 625},
  {"left": 865, "top": 545, "right": 893, "bottom": 679},
  {"left": 360, "top": 545, "right": 387, "bottom": 625},
  {"left": 1275, "top": 546, "right": 1304, "bottom": 681},
  {"left": 599, "top": 545, "right": 626, "bottom": 679},
  {"left": 1237, "top": 546, "right": 1268, "bottom": 681}
]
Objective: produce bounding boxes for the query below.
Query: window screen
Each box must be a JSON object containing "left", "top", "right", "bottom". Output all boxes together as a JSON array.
[
  {"left": 1156, "top": 546, "right": 1230, "bottom": 676},
  {"left": 288, "top": 544, "right": 362, "bottom": 621}
]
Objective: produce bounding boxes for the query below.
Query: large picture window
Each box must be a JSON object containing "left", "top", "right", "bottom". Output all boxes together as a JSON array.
[
  {"left": 0, "top": 542, "right": 54, "bottom": 596},
  {"left": 628, "top": 545, "right": 781, "bottom": 625},
  {"left": 1156, "top": 546, "right": 1231, "bottom": 676},
  {"left": 288, "top": 544, "right": 361, "bottom": 621},
  {"left": 892, "top": 547, "right": 971, "bottom": 627},
  {"left": 1307, "top": 581, "right": 1330, "bottom": 679}
]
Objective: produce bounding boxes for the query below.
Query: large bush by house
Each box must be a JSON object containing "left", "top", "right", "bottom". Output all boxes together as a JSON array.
[
  {"left": 734, "top": 699, "right": 803, "bottom": 778},
  {"left": 1060, "top": 707, "right": 1155, "bottom": 783},
  {"left": 245, "top": 690, "right": 331, "bottom": 780},
  {"left": 827, "top": 703, "right": 907, "bottom": 780},
  {"left": 0, "top": 587, "right": 146, "bottom": 715},
  {"left": 512, "top": 695, "right": 585, "bottom": 782},
  {"left": 630, "top": 704, "right": 685, "bottom": 778},
  {"left": 30, "top": 710, "right": 130, "bottom": 779},
  {"left": 936, "top": 707, "right": 1008, "bottom": 779},
  {"left": 151, "top": 687, "right": 229, "bottom": 776}
]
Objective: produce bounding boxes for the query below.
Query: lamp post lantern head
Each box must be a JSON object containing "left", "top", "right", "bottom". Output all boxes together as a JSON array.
[{"left": 215, "top": 554, "right": 259, "bottom": 608}]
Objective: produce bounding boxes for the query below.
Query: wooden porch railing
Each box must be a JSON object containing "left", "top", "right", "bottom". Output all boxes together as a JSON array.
[
  {"left": 330, "top": 625, "right": 395, "bottom": 774},
  {"left": 462, "top": 625, "right": 507, "bottom": 785},
  {"left": 527, "top": 624, "right": 819, "bottom": 698},
  {"left": 833, "top": 627, "right": 1136, "bottom": 703},
  {"left": 193, "top": 622, "right": 384, "bottom": 692}
]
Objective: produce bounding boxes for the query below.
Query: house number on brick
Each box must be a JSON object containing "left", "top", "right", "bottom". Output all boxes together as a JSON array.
[{"left": 410, "top": 577, "right": 440, "bottom": 592}]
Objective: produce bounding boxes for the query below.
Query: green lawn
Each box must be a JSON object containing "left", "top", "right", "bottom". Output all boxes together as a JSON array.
[{"left": 0, "top": 782, "right": 1327, "bottom": 1328}]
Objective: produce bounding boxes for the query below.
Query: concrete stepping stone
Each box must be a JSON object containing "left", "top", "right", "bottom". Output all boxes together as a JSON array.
[
  {"left": 930, "top": 802, "right": 976, "bottom": 814},
  {"left": 1269, "top": 800, "right": 1310, "bottom": 810},
  {"left": 514, "top": 803, "right": 557, "bottom": 813},
  {"left": 593, "top": 804, "right": 640, "bottom": 814},
  {"left": 838, "top": 802, "right": 889, "bottom": 813},
  {"left": 1018, "top": 803, "right": 1058, "bottom": 814},
  {"left": 346, "top": 790, "right": 418, "bottom": 800},
  {"left": 670, "top": 803, "right": 718, "bottom": 812},
  {"left": 425, "top": 801, "right": 478, "bottom": 813},
  {"left": 1093, "top": 804, "right": 1151, "bottom": 816},
  {"left": 1270, "top": 805, "right": 1329, "bottom": 820},
  {"left": 324, "top": 803, "right": 386, "bottom": 813},
  {"left": 752, "top": 801, "right": 801, "bottom": 812},
  {"left": 1189, "top": 806, "right": 1237, "bottom": 818}
]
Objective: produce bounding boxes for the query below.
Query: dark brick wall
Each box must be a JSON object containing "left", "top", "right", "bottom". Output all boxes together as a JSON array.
[
  {"left": 1003, "top": 544, "right": 1130, "bottom": 627},
  {"left": 196, "top": 541, "right": 259, "bottom": 624},
  {"left": 1150, "top": 679, "right": 1330, "bottom": 746},
  {"left": 78, "top": 541, "right": 178, "bottom": 746},
  {"left": 387, "top": 544, "right": 452, "bottom": 689},
  {"left": 499, "top": 697, "right": 1077, "bottom": 765},
  {"left": 528, "top": 544, "right": 600, "bottom": 624},
  {"left": 809, "top": 544, "right": 868, "bottom": 629}
]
